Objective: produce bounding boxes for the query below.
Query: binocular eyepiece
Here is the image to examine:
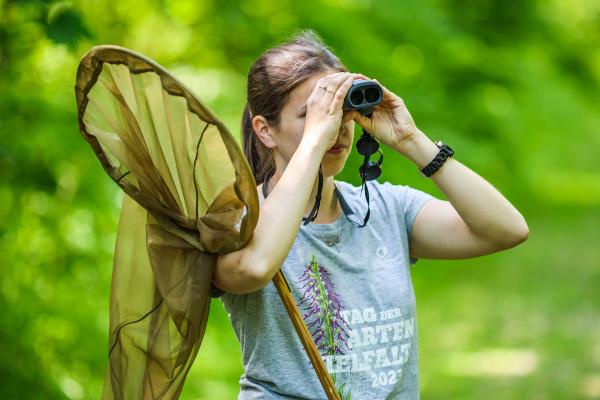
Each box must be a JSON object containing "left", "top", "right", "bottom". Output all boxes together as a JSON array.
[{"left": 343, "top": 79, "right": 383, "bottom": 115}]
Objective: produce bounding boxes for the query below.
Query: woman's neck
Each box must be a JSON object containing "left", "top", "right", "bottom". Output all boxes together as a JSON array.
[{"left": 264, "top": 170, "right": 342, "bottom": 225}]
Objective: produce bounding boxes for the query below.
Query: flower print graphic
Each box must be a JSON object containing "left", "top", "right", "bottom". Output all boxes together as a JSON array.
[{"left": 295, "top": 254, "right": 353, "bottom": 399}]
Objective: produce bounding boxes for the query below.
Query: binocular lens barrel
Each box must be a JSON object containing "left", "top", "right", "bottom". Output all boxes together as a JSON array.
[
  {"left": 350, "top": 90, "right": 364, "bottom": 106},
  {"left": 365, "top": 88, "right": 380, "bottom": 103},
  {"left": 343, "top": 79, "right": 383, "bottom": 113}
]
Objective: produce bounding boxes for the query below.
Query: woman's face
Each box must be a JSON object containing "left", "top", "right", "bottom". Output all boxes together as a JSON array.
[{"left": 259, "top": 69, "right": 356, "bottom": 177}]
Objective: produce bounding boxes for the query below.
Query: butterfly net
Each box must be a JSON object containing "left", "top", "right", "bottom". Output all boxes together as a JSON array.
[{"left": 74, "top": 45, "right": 259, "bottom": 399}]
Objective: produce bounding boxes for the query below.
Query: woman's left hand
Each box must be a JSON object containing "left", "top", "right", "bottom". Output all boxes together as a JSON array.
[{"left": 348, "top": 73, "right": 421, "bottom": 154}]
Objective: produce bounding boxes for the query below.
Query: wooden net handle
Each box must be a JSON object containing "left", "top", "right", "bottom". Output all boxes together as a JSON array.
[{"left": 272, "top": 270, "right": 341, "bottom": 400}]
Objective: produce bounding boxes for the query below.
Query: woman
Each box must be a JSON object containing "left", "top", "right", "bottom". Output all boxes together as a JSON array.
[{"left": 212, "top": 30, "right": 529, "bottom": 399}]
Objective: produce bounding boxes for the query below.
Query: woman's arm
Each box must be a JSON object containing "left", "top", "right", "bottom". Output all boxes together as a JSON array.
[
  {"left": 349, "top": 73, "right": 528, "bottom": 259},
  {"left": 213, "top": 72, "right": 357, "bottom": 294},
  {"left": 212, "top": 139, "right": 324, "bottom": 294},
  {"left": 402, "top": 129, "right": 529, "bottom": 260}
]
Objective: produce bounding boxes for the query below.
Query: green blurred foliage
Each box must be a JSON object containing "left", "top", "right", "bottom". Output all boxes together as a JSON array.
[{"left": 1, "top": 0, "right": 599, "bottom": 398}]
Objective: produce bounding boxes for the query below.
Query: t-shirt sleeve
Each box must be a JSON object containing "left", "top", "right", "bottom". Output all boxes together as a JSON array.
[{"left": 382, "top": 182, "right": 436, "bottom": 266}]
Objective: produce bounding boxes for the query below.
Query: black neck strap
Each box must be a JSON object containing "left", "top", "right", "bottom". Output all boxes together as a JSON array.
[
  {"left": 263, "top": 166, "right": 323, "bottom": 225},
  {"left": 335, "top": 180, "right": 370, "bottom": 228},
  {"left": 262, "top": 166, "right": 371, "bottom": 228}
]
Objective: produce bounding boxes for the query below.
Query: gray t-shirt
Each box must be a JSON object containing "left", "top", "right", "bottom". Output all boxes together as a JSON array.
[{"left": 220, "top": 179, "right": 435, "bottom": 399}]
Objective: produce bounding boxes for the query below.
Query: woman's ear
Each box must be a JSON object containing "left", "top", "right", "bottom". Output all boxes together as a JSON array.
[{"left": 252, "top": 115, "right": 277, "bottom": 149}]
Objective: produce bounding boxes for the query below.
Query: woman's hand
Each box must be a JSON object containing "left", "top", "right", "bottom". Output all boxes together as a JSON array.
[
  {"left": 301, "top": 72, "right": 357, "bottom": 154},
  {"left": 350, "top": 73, "right": 421, "bottom": 155}
]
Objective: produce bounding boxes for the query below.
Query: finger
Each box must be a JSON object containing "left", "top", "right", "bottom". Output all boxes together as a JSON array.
[
  {"left": 319, "top": 71, "right": 348, "bottom": 90},
  {"left": 314, "top": 77, "right": 326, "bottom": 92},
  {"left": 310, "top": 76, "right": 331, "bottom": 101},
  {"left": 318, "top": 73, "right": 351, "bottom": 109},
  {"left": 370, "top": 78, "right": 397, "bottom": 101},
  {"left": 353, "top": 73, "right": 371, "bottom": 81},
  {"left": 330, "top": 75, "right": 355, "bottom": 110},
  {"left": 324, "top": 72, "right": 353, "bottom": 95},
  {"left": 312, "top": 73, "right": 345, "bottom": 101},
  {"left": 352, "top": 110, "right": 372, "bottom": 130},
  {"left": 342, "top": 110, "right": 357, "bottom": 123}
]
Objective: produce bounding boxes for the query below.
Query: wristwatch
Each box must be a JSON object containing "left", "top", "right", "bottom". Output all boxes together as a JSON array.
[{"left": 419, "top": 140, "right": 454, "bottom": 177}]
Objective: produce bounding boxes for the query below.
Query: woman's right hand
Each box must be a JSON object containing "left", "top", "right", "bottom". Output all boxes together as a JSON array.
[{"left": 301, "top": 72, "right": 357, "bottom": 153}]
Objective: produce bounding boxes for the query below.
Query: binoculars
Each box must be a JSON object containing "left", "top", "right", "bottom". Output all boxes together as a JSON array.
[
  {"left": 343, "top": 79, "right": 383, "bottom": 115},
  {"left": 342, "top": 78, "right": 384, "bottom": 183}
]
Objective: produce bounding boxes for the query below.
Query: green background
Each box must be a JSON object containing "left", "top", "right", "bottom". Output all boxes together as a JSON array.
[{"left": 1, "top": 0, "right": 599, "bottom": 398}]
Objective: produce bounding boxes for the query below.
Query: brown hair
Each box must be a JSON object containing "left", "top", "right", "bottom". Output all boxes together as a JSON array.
[{"left": 242, "top": 29, "right": 347, "bottom": 184}]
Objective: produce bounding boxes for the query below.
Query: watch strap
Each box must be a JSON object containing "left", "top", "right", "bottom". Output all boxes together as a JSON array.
[{"left": 419, "top": 141, "right": 454, "bottom": 177}]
